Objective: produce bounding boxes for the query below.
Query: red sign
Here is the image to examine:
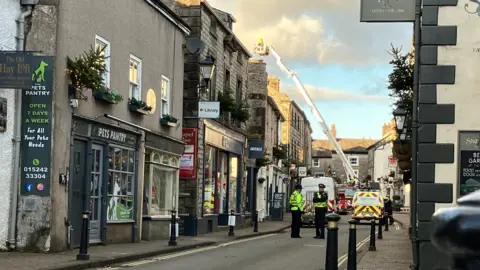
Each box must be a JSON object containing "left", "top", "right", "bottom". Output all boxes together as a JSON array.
[
  {"left": 388, "top": 156, "right": 397, "bottom": 167},
  {"left": 180, "top": 128, "right": 198, "bottom": 179}
]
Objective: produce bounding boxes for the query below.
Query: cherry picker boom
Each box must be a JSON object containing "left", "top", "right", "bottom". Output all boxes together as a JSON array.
[{"left": 252, "top": 38, "right": 359, "bottom": 185}]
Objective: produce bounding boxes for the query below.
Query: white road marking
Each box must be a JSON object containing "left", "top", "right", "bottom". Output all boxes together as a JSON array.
[
  {"left": 303, "top": 244, "right": 326, "bottom": 247},
  {"left": 118, "top": 234, "right": 278, "bottom": 267},
  {"left": 337, "top": 234, "right": 374, "bottom": 267},
  {"left": 394, "top": 222, "right": 400, "bottom": 230}
]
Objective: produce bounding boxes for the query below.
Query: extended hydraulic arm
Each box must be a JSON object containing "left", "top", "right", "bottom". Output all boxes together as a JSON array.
[{"left": 253, "top": 38, "right": 358, "bottom": 184}]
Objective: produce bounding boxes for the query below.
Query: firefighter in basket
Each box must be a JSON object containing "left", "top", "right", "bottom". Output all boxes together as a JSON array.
[{"left": 313, "top": 183, "right": 328, "bottom": 239}]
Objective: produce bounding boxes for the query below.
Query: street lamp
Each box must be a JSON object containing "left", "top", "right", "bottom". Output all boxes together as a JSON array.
[
  {"left": 199, "top": 55, "right": 216, "bottom": 83},
  {"left": 393, "top": 106, "right": 407, "bottom": 133}
]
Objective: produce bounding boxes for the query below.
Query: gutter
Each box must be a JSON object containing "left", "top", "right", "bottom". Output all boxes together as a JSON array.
[{"left": 8, "top": 4, "right": 34, "bottom": 250}]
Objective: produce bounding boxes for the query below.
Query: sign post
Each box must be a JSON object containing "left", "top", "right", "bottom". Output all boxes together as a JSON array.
[
  {"left": 360, "top": 0, "right": 415, "bottom": 22},
  {"left": 20, "top": 56, "right": 54, "bottom": 196},
  {"left": 298, "top": 166, "right": 307, "bottom": 177},
  {"left": 198, "top": 101, "right": 220, "bottom": 118},
  {"left": 248, "top": 140, "right": 265, "bottom": 159}
]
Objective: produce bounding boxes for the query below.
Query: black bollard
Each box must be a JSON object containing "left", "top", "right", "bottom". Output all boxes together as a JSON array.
[
  {"left": 253, "top": 210, "right": 259, "bottom": 232},
  {"left": 368, "top": 218, "right": 376, "bottom": 251},
  {"left": 228, "top": 210, "right": 235, "bottom": 236},
  {"left": 76, "top": 211, "right": 90, "bottom": 260},
  {"left": 325, "top": 213, "right": 341, "bottom": 270},
  {"left": 378, "top": 217, "right": 383, "bottom": 240},
  {"left": 347, "top": 219, "right": 359, "bottom": 270},
  {"left": 384, "top": 215, "right": 389, "bottom": 232},
  {"left": 168, "top": 209, "right": 177, "bottom": 246}
]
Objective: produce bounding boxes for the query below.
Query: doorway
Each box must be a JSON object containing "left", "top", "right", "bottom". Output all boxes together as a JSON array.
[
  {"left": 89, "top": 144, "right": 103, "bottom": 243},
  {"left": 71, "top": 140, "right": 87, "bottom": 248}
]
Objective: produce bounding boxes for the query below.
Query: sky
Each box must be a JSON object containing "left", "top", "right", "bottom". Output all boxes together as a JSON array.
[{"left": 207, "top": 0, "right": 413, "bottom": 140}]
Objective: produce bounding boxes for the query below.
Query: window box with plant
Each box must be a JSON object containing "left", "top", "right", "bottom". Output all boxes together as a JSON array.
[
  {"left": 273, "top": 145, "right": 287, "bottom": 160},
  {"left": 255, "top": 156, "right": 270, "bottom": 167},
  {"left": 231, "top": 103, "right": 250, "bottom": 124},
  {"left": 92, "top": 86, "right": 123, "bottom": 104},
  {"left": 218, "top": 89, "right": 236, "bottom": 112},
  {"left": 160, "top": 114, "right": 178, "bottom": 127},
  {"left": 128, "top": 97, "right": 152, "bottom": 115}
]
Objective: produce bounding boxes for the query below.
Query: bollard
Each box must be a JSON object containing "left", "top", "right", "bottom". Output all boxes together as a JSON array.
[
  {"left": 253, "top": 210, "right": 259, "bottom": 232},
  {"left": 368, "top": 218, "right": 376, "bottom": 251},
  {"left": 228, "top": 210, "right": 235, "bottom": 236},
  {"left": 347, "top": 219, "right": 359, "bottom": 270},
  {"left": 384, "top": 215, "right": 389, "bottom": 232},
  {"left": 325, "top": 213, "right": 341, "bottom": 270},
  {"left": 76, "top": 211, "right": 90, "bottom": 260},
  {"left": 168, "top": 209, "right": 177, "bottom": 246},
  {"left": 432, "top": 190, "right": 480, "bottom": 270},
  {"left": 378, "top": 217, "right": 383, "bottom": 240}
]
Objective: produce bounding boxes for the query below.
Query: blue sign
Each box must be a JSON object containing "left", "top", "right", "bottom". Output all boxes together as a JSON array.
[
  {"left": 25, "top": 184, "right": 33, "bottom": 192},
  {"left": 248, "top": 140, "right": 265, "bottom": 159}
]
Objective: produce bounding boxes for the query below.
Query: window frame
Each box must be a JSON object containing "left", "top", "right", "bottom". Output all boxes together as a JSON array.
[
  {"left": 143, "top": 151, "right": 180, "bottom": 219},
  {"left": 348, "top": 156, "right": 359, "bottom": 166},
  {"left": 95, "top": 35, "right": 111, "bottom": 88},
  {"left": 129, "top": 54, "right": 142, "bottom": 100},
  {"left": 313, "top": 159, "right": 320, "bottom": 167},
  {"left": 161, "top": 75, "right": 171, "bottom": 116}
]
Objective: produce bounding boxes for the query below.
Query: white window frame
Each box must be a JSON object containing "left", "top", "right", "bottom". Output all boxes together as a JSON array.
[
  {"left": 161, "top": 75, "right": 171, "bottom": 116},
  {"left": 313, "top": 159, "right": 320, "bottom": 167},
  {"left": 95, "top": 35, "right": 110, "bottom": 88},
  {"left": 348, "top": 156, "right": 359, "bottom": 166},
  {"left": 129, "top": 54, "right": 142, "bottom": 100}
]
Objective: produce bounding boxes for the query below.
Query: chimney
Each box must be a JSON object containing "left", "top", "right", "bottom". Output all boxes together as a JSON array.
[
  {"left": 268, "top": 76, "right": 280, "bottom": 92},
  {"left": 331, "top": 124, "right": 336, "bottom": 139}
]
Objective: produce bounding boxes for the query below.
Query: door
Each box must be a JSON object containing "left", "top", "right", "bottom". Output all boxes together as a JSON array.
[
  {"left": 71, "top": 140, "right": 87, "bottom": 248},
  {"left": 89, "top": 145, "right": 103, "bottom": 243}
]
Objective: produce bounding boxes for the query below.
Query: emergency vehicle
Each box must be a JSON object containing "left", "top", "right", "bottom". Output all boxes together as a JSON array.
[
  {"left": 300, "top": 177, "right": 338, "bottom": 226},
  {"left": 351, "top": 189, "right": 385, "bottom": 222},
  {"left": 336, "top": 189, "right": 348, "bottom": 215},
  {"left": 344, "top": 186, "right": 358, "bottom": 211}
]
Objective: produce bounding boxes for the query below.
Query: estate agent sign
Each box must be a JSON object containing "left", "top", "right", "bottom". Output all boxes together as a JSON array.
[{"left": 21, "top": 56, "right": 54, "bottom": 196}]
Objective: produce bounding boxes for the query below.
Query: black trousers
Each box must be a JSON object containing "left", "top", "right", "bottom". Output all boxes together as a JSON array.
[
  {"left": 291, "top": 210, "right": 302, "bottom": 237},
  {"left": 387, "top": 211, "right": 394, "bottom": 224},
  {"left": 315, "top": 207, "right": 327, "bottom": 237}
]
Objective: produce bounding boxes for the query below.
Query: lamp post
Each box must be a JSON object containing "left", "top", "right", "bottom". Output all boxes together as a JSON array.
[
  {"left": 199, "top": 55, "right": 216, "bottom": 87},
  {"left": 393, "top": 106, "right": 407, "bottom": 134}
]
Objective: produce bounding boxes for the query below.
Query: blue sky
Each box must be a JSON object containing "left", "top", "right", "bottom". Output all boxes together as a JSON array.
[{"left": 208, "top": 0, "right": 413, "bottom": 139}]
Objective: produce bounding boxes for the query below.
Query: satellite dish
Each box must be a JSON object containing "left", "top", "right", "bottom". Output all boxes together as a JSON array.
[{"left": 185, "top": 38, "right": 205, "bottom": 54}]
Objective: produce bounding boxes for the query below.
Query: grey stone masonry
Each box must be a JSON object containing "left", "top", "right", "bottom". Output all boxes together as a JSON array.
[{"left": 246, "top": 60, "right": 268, "bottom": 140}]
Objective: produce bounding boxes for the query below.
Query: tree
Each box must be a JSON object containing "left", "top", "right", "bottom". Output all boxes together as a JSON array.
[{"left": 387, "top": 44, "right": 414, "bottom": 134}]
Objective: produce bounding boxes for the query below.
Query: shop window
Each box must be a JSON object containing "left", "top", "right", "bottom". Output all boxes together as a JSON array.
[
  {"left": 143, "top": 150, "right": 180, "bottom": 217},
  {"left": 204, "top": 146, "right": 217, "bottom": 214},
  {"left": 107, "top": 146, "right": 135, "bottom": 221},
  {"left": 217, "top": 152, "right": 228, "bottom": 214},
  {"left": 229, "top": 156, "right": 238, "bottom": 212}
]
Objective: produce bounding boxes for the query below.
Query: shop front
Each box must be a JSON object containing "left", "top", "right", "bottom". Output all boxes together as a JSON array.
[
  {"left": 198, "top": 120, "right": 245, "bottom": 233},
  {"left": 141, "top": 132, "right": 185, "bottom": 240},
  {"left": 69, "top": 116, "right": 140, "bottom": 247}
]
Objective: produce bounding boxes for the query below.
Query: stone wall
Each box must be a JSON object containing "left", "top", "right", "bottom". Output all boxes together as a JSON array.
[{"left": 246, "top": 60, "right": 267, "bottom": 140}]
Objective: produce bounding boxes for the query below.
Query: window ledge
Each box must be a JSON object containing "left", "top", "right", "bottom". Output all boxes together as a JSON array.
[
  {"left": 107, "top": 220, "right": 135, "bottom": 224},
  {"left": 143, "top": 216, "right": 173, "bottom": 221}
]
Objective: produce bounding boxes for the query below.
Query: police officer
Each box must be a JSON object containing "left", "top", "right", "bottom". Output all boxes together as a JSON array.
[
  {"left": 289, "top": 184, "right": 304, "bottom": 238},
  {"left": 313, "top": 183, "right": 328, "bottom": 239},
  {"left": 384, "top": 196, "right": 394, "bottom": 225}
]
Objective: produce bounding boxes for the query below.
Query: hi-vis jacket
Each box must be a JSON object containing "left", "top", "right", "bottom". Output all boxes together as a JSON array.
[
  {"left": 313, "top": 192, "right": 328, "bottom": 208},
  {"left": 289, "top": 190, "right": 304, "bottom": 211}
]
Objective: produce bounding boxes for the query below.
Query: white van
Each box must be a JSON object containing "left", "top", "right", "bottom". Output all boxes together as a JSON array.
[{"left": 301, "top": 176, "right": 338, "bottom": 217}]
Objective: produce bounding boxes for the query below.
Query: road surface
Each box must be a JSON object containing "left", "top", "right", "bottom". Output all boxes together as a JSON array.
[{"left": 97, "top": 219, "right": 400, "bottom": 270}]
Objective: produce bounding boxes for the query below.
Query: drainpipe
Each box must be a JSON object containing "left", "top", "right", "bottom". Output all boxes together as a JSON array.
[{"left": 8, "top": 5, "right": 34, "bottom": 250}]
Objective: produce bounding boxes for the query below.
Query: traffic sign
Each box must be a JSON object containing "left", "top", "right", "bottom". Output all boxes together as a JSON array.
[
  {"left": 198, "top": 101, "right": 220, "bottom": 118},
  {"left": 298, "top": 166, "right": 307, "bottom": 177}
]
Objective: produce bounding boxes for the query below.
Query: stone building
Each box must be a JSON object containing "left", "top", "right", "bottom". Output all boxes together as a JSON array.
[
  {"left": 311, "top": 124, "right": 377, "bottom": 183},
  {"left": 245, "top": 59, "right": 286, "bottom": 220},
  {"left": 0, "top": 0, "right": 22, "bottom": 251},
  {"left": 8, "top": 0, "right": 189, "bottom": 252},
  {"left": 170, "top": 0, "right": 252, "bottom": 234}
]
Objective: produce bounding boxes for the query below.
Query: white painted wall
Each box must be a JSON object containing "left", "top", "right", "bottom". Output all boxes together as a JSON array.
[
  {"left": 373, "top": 143, "right": 394, "bottom": 181},
  {"left": 0, "top": 0, "right": 21, "bottom": 251},
  {"left": 436, "top": 1, "right": 480, "bottom": 210}
]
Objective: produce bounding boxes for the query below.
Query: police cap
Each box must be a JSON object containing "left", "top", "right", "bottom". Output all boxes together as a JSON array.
[
  {"left": 295, "top": 184, "right": 303, "bottom": 190},
  {"left": 318, "top": 184, "right": 326, "bottom": 188}
]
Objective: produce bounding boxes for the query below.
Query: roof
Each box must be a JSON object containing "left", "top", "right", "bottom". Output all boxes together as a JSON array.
[
  {"left": 201, "top": 1, "right": 252, "bottom": 57},
  {"left": 313, "top": 138, "right": 378, "bottom": 152},
  {"left": 146, "top": 0, "right": 192, "bottom": 35},
  {"left": 267, "top": 96, "right": 286, "bottom": 121},
  {"left": 366, "top": 129, "right": 397, "bottom": 150}
]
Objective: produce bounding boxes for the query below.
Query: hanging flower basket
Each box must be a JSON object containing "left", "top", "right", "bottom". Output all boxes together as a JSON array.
[
  {"left": 393, "top": 141, "right": 412, "bottom": 156},
  {"left": 398, "top": 161, "right": 412, "bottom": 170},
  {"left": 258, "top": 177, "right": 266, "bottom": 184},
  {"left": 396, "top": 153, "right": 412, "bottom": 162}
]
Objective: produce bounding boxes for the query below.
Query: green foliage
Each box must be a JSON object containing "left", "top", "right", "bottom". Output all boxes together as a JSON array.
[
  {"left": 161, "top": 114, "right": 178, "bottom": 123},
  {"left": 387, "top": 45, "right": 414, "bottom": 131},
  {"left": 128, "top": 97, "right": 152, "bottom": 111},
  {"left": 217, "top": 89, "right": 236, "bottom": 112},
  {"left": 67, "top": 45, "right": 108, "bottom": 100},
  {"left": 256, "top": 157, "right": 270, "bottom": 167},
  {"left": 273, "top": 145, "right": 287, "bottom": 159},
  {"left": 92, "top": 86, "right": 123, "bottom": 104},
  {"left": 231, "top": 102, "right": 250, "bottom": 123}
]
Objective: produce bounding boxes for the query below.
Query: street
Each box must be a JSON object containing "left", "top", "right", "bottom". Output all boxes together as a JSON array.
[{"left": 95, "top": 218, "right": 381, "bottom": 270}]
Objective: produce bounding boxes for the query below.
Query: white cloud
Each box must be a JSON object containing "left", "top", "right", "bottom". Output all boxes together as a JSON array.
[
  {"left": 281, "top": 83, "right": 389, "bottom": 104},
  {"left": 206, "top": 0, "right": 412, "bottom": 65}
]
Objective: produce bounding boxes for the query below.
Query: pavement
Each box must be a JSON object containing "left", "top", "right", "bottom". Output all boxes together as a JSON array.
[
  {"left": 354, "top": 212, "right": 412, "bottom": 270},
  {"left": 91, "top": 216, "right": 372, "bottom": 270},
  {"left": 0, "top": 216, "right": 291, "bottom": 270}
]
